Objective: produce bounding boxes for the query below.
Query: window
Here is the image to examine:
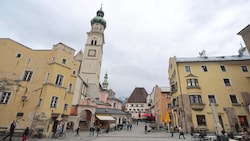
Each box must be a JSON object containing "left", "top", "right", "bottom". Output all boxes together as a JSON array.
[
  {"left": 189, "top": 95, "right": 202, "bottom": 104},
  {"left": 68, "top": 83, "right": 72, "bottom": 93},
  {"left": 208, "top": 95, "right": 216, "bottom": 104},
  {"left": 220, "top": 65, "right": 226, "bottom": 72},
  {"left": 229, "top": 95, "right": 238, "bottom": 104},
  {"left": 37, "top": 98, "right": 42, "bottom": 106},
  {"left": 16, "top": 53, "right": 21, "bottom": 58},
  {"left": 241, "top": 66, "right": 248, "bottom": 72},
  {"left": 64, "top": 104, "right": 68, "bottom": 110},
  {"left": 171, "top": 82, "right": 178, "bottom": 93},
  {"left": 23, "top": 70, "right": 33, "bottom": 81},
  {"left": 113, "top": 102, "right": 116, "bottom": 108},
  {"left": 238, "top": 116, "right": 249, "bottom": 127},
  {"left": 0, "top": 91, "right": 11, "bottom": 104},
  {"left": 185, "top": 66, "right": 191, "bottom": 72},
  {"left": 62, "top": 58, "right": 67, "bottom": 64},
  {"left": 197, "top": 115, "right": 207, "bottom": 126},
  {"left": 55, "top": 74, "right": 64, "bottom": 86},
  {"left": 186, "top": 79, "right": 199, "bottom": 87},
  {"left": 223, "top": 78, "right": 231, "bottom": 86},
  {"left": 167, "top": 103, "right": 172, "bottom": 109},
  {"left": 201, "top": 65, "right": 208, "bottom": 72},
  {"left": 50, "top": 96, "right": 59, "bottom": 107},
  {"left": 91, "top": 40, "right": 97, "bottom": 45},
  {"left": 44, "top": 73, "right": 50, "bottom": 84}
]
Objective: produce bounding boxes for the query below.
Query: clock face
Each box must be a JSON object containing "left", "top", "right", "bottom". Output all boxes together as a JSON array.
[{"left": 88, "top": 49, "right": 96, "bottom": 57}]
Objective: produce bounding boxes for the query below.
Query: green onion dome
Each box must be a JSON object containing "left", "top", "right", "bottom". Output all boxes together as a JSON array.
[{"left": 91, "top": 8, "right": 106, "bottom": 29}]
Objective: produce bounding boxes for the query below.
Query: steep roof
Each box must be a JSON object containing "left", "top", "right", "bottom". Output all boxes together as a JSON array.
[{"left": 128, "top": 87, "right": 148, "bottom": 103}]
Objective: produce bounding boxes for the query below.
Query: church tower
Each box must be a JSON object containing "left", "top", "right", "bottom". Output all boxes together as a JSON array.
[
  {"left": 102, "top": 72, "right": 109, "bottom": 89},
  {"left": 80, "top": 7, "right": 106, "bottom": 99}
]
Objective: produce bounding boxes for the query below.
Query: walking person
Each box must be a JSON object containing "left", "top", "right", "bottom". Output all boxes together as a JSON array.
[
  {"left": 96, "top": 125, "right": 100, "bottom": 137},
  {"left": 3, "top": 120, "right": 16, "bottom": 141},
  {"left": 170, "top": 126, "right": 174, "bottom": 137},
  {"left": 145, "top": 124, "right": 148, "bottom": 134},
  {"left": 22, "top": 126, "right": 29, "bottom": 141},
  {"left": 178, "top": 126, "right": 185, "bottom": 139},
  {"left": 75, "top": 126, "right": 80, "bottom": 136},
  {"left": 89, "top": 126, "right": 94, "bottom": 136}
]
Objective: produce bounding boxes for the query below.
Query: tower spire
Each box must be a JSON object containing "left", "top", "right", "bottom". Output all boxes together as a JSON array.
[{"left": 102, "top": 70, "right": 109, "bottom": 89}]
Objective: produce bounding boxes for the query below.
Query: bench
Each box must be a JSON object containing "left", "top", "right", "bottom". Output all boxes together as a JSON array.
[{"left": 0, "top": 127, "right": 8, "bottom": 135}]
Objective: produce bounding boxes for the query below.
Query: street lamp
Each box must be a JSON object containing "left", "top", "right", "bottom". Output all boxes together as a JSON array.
[{"left": 21, "top": 95, "right": 27, "bottom": 107}]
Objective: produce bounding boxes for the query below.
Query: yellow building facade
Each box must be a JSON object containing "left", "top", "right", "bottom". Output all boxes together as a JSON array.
[
  {"left": 0, "top": 38, "right": 79, "bottom": 136},
  {"left": 168, "top": 54, "right": 250, "bottom": 133}
]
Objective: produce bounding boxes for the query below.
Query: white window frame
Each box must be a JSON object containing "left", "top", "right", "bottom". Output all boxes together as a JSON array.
[
  {"left": 208, "top": 95, "right": 217, "bottom": 104},
  {"left": 23, "top": 70, "right": 33, "bottom": 81},
  {"left": 223, "top": 78, "right": 231, "bottom": 86},
  {"left": 220, "top": 65, "right": 226, "bottom": 72},
  {"left": 50, "top": 96, "right": 59, "bottom": 108},
  {"left": 0, "top": 91, "right": 11, "bottom": 104},
  {"left": 241, "top": 66, "right": 248, "bottom": 72},
  {"left": 55, "top": 74, "right": 64, "bottom": 86},
  {"left": 64, "top": 103, "right": 68, "bottom": 110},
  {"left": 185, "top": 66, "right": 191, "bottom": 72},
  {"left": 201, "top": 65, "right": 208, "bottom": 72},
  {"left": 229, "top": 95, "right": 239, "bottom": 104},
  {"left": 68, "top": 83, "right": 72, "bottom": 93}
]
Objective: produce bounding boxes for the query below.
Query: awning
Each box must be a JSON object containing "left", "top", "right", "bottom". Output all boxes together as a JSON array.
[{"left": 96, "top": 115, "right": 115, "bottom": 121}]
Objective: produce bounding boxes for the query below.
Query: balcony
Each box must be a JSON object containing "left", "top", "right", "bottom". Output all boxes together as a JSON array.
[{"left": 190, "top": 103, "right": 205, "bottom": 111}]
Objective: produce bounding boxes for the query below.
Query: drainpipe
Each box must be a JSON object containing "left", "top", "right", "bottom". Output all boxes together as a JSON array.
[{"left": 176, "top": 62, "right": 188, "bottom": 133}]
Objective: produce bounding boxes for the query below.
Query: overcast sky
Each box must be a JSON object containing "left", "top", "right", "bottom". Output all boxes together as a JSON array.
[{"left": 1, "top": 0, "right": 250, "bottom": 99}]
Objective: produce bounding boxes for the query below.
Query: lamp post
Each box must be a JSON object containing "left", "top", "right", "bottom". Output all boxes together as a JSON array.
[{"left": 21, "top": 95, "right": 27, "bottom": 107}]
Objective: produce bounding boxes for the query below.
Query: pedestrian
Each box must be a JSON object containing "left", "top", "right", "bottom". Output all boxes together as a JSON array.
[
  {"left": 241, "top": 131, "right": 250, "bottom": 141},
  {"left": 57, "top": 123, "right": 63, "bottom": 136},
  {"left": 127, "top": 121, "right": 130, "bottom": 131},
  {"left": 178, "top": 126, "right": 185, "bottom": 139},
  {"left": 22, "top": 126, "right": 29, "bottom": 141},
  {"left": 220, "top": 130, "right": 229, "bottom": 141},
  {"left": 96, "top": 125, "right": 100, "bottom": 137},
  {"left": 145, "top": 124, "right": 148, "bottom": 134},
  {"left": 129, "top": 123, "right": 132, "bottom": 131},
  {"left": 89, "top": 126, "right": 94, "bottom": 136},
  {"left": 170, "top": 126, "right": 174, "bottom": 137},
  {"left": 3, "top": 120, "right": 16, "bottom": 141},
  {"left": 75, "top": 126, "right": 80, "bottom": 136}
]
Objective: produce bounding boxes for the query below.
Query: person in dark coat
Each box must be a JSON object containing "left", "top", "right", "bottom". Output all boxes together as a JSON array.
[
  {"left": 145, "top": 124, "right": 148, "bottom": 134},
  {"left": 75, "top": 126, "right": 80, "bottom": 136},
  {"left": 22, "top": 127, "right": 29, "bottom": 141},
  {"left": 3, "top": 120, "right": 16, "bottom": 141},
  {"left": 96, "top": 125, "right": 100, "bottom": 137}
]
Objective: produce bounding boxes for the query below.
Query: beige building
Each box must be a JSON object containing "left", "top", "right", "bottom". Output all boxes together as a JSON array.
[
  {"left": 126, "top": 87, "right": 150, "bottom": 121},
  {"left": 168, "top": 52, "right": 250, "bottom": 133},
  {"left": 0, "top": 39, "right": 79, "bottom": 136}
]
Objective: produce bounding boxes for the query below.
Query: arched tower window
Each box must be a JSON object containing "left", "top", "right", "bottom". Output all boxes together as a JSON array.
[{"left": 91, "top": 40, "right": 97, "bottom": 45}]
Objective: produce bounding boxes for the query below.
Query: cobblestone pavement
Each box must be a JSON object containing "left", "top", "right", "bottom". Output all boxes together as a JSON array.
[{"left": 0, "top": 122, "right": 202, "bottom": 141}]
